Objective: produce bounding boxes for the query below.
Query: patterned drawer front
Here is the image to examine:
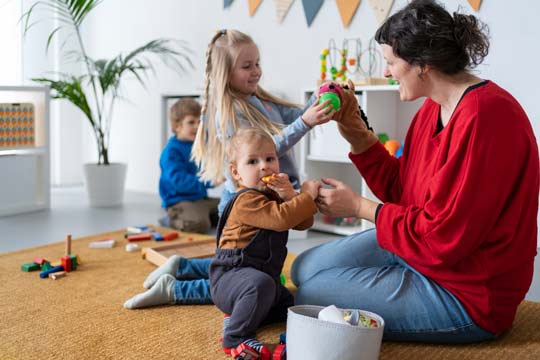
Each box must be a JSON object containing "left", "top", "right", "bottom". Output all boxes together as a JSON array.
[{"left": 0, "top": 103, "right": 35, "bottom": 148}]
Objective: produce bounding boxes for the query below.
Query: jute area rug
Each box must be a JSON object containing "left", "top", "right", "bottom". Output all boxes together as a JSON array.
[{"left": 1, "top": 227, "right": 539, "bottom": 359}]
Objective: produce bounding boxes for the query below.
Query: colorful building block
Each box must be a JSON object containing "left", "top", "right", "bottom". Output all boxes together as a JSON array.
[
  {"left": 127, "top": 233, "right": 153, "bottom": 242},
  {"left": 33, "top": 257, "right": 47, "bottom": 265},
  {"left": 40, "top": 265, "right": 64, "bottom": 279},
  {"left": 61, "top": 256, "right": 72, "bottom": 272},
  {"left": 21, "top": 262, "right": 41, "bottom": 272},
  {"left": 163, "top": 232, "right": 179, "bottom": 241},
  {"left": 69, "top": 254, "right": 77, "bottom": 270}
]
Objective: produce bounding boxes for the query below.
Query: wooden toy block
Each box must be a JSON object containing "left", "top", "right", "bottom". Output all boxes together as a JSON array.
[
  {"left": 126, "top": 226, "right": 143, "bottom": 234},
  {"left": 162, "top": 232, "right": 179, "bottom": 241},
  {"left": 40, "top": 265, "right": 64, "bottom": 279},
  {"left": 49, "top": 271, "right": 66, "bottom": 280},
  {"left": 127, "top": 232, "right": 153, "bottom": 242},
  {"left": 153, "top": 232, "right": 164, "bottom": 241},
  {"left": 21, "top": 262, "right": 41, "bottom": 272},
  {"left": 61, "top": 256, "right": 72, "bottom": 272},
  {"left": 89, "top": 239, "right": 115, "bottom": 248},
  {"left": 69, "top": 254, "right": 77, "bottom": 270},
  {"left": 76, "top": 255, "right": 82, "bottom": 265},
  {"left": 41, "top": 261, "right": 52, "bottom": 271},
  {"left": 33, "top": 257, "right": 47, "bottom": 265},
  {"left": 65, "top": 234, "right": 72, "bottom": 256},
  {"left": 142, "top": 239, "right": 216, "bottom": 267}
]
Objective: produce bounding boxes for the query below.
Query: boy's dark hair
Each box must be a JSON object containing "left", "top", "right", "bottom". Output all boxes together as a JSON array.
[
  {"left": 169, "top": 98, "right": 201, "bottom": 131},
  {"left": 375, "top": 0, "right": 489, "bottom": 75}
]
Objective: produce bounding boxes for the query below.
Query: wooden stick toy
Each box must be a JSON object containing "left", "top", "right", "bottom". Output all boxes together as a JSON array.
[
  {"left": 49, "top": 271, "right": 66, "bottom": 280},
  {"left": 66, "top": 234, "right": 72, "bottom": 256}
]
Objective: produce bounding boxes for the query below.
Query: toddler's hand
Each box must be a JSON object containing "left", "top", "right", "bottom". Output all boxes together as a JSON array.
[
  {"left": 301, "top": 99, "right": 336, "bottom": 128},
  {"left": 265, "top": 173, "right": 297, "bottom": 201},
  {"left": 301, "top": 180, "right": 321, "bottom": 200}
]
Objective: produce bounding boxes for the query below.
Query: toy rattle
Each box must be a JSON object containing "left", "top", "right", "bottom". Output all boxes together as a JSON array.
[{"left": 318, "top": 83, "right": 343, "bottom": 112}]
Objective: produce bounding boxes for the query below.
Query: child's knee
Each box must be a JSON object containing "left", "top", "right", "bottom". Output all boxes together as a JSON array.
[{"left": 181, "top": 218, "right": 211, "bottom": 233}]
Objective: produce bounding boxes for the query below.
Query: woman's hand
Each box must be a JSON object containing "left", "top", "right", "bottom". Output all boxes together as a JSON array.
[
  {"left": 301, "top": 98, "right": 336, "bottom": 127},
  {"left": 332, "top": 80, "right": 379, "bottom": 154},
  {"left": 265, "top": 173, "right": 297, "bottom": 201},
  {"left": 316, "top": 177, "right": 378, "bottom": 222}
]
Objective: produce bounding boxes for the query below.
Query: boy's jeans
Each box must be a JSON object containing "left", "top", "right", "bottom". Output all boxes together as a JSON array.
[
  {"left": 173, "top": 257, "right": 213, "bottom": 304},
  {"left": 291, "top": 229, "right": 497, "bottom": 343}
]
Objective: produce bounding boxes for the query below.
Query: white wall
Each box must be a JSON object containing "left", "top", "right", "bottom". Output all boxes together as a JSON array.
[
  {"left": 25, "top": 0, "right": 540, "bottom": 193},
  {"left": 0, "top": 0, "right": 22, "bottom": 85}
]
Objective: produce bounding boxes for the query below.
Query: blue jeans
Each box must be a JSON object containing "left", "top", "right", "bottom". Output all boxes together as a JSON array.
[
  {"left": 172, "top": 188, "right": 235, "bottom": 304},
  {"left": 291, "top": 229, "right": 497, "bottom": 343},
  {"left": 173, "top": 257, "right": 213, "bottom": 305}
]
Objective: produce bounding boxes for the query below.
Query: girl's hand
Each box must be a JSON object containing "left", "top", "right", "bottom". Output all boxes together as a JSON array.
[
  {"left": 301, "top": 98, "right": 336, "bottom": 128},
  {"left": 301, "top": 180, "right": 321, "bottom": 200},
  {"left": 265, "top": 173, "right": 297, "bottom": 201},
  {"left": 316, "top": 177, "right": 378, "bottom": 222}
]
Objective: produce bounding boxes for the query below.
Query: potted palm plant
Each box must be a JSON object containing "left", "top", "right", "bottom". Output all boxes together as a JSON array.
[{"left": 22, "top": 0, "right": 192, "bottom": 206}]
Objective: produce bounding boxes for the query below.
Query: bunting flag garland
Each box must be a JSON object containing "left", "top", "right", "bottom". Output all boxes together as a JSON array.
[
  {"left": 301, "top": 0, "right": 324, "bottom": 27},
  {"left": 336, "top": 0, "right": 361, "bottom": 28},
  {"left": 248, "top": 0, "right": 263, "bottom": 16},
  {"left": 467, "top": 0, "right": 482, "bottom": 12},
  {"left": 224, "top": 0, "right": 234, "bottom": 9},
  {"left": 368, "top": 0, "right": 394, "bottom": 25},
  {"left": 274, "top": 0, "right": 295, "bottom": 23}
]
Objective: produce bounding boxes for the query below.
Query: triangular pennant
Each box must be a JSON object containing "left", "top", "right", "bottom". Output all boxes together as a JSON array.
[
  {"left": 274, "top": 0, "right": 295, "bottom": 23},
  {"left": 249, "top": 0, "right": 263, "bottom": 16},
  {"left": 368, "top": 0, "right": 394, "bottom": 25},
  {"left": 467, "top": 0, "right": 482, "bottom": 12},
  {"left": 302, "top": 0, "right": 324, "bottom": 27},
  {"left": 336, "top": 0, "right": 361, "bottom": 28},
  {"left": 224, "top": 0, "right": 234, "bottom": 8}
]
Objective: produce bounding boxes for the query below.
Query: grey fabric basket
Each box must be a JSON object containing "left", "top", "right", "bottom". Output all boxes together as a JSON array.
[{"left": 286, "top": 305, "right": 385, "bottom": 360}]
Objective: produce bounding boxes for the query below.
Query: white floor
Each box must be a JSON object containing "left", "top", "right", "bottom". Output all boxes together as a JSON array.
[{"left": 1, "top": 186, "right": 538, "bottom": 301}]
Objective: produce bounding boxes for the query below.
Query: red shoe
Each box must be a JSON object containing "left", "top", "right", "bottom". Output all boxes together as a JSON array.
[
  {"left": 231, "top": 342, "right": 270, "bottom": 360},
  {"left": 272, "top": 344, "right": 286, "bottom": 360}
]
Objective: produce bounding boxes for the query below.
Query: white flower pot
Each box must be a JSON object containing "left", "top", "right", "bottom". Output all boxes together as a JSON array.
[{"left": 83, "top": 163, "right": 127, "bottom": 207}]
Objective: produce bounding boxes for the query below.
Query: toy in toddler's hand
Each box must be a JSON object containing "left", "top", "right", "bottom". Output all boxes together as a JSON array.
[{"left": 318, "top": 83, "right": 343, "bottom": 112}]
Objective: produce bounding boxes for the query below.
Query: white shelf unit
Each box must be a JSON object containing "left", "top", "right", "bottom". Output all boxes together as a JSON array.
[
  {"left": 300, "top": 85, "right": 423, "bottom": 235},
  {"left": 0, "top": 86, "right": 50, "bottom": 216}
]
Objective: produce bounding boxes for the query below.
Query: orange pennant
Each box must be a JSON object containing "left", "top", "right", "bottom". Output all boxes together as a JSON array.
[
  {"left": 467, "top": 0, "right": 482, "bottom": 12},
  {"left": 368, "top": 0, "right": 394, "bottom": 25},
  {"left": 336, "top": 0, "right": 361, "bottom": 28},
  {"left": 249, "top": 0, "right": 263, "bottom": 16}
]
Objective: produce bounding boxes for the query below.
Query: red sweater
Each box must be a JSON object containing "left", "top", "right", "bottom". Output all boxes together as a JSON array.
[{"left": 351, "top": 81, "right": 539, "bottom": 334}]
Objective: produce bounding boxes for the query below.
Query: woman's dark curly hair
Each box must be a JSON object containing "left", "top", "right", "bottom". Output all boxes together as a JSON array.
[{"left": 375, "top": 0, "right": 489, "bottom": 75}]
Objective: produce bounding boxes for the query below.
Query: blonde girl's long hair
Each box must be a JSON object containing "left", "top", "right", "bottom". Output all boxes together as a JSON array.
[{"left": 192, "top": 29, "right": 300, "bottom": 184}]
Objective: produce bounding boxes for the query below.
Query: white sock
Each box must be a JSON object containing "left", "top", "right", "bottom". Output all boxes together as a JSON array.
[
  {"left": 143, "top": 255, "right": 182, "bottom": 289},
  {"left": 124, "top": 274, "right": 175, "bottom": 309}
]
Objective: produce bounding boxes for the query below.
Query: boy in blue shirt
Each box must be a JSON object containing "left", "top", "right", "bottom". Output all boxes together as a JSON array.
[{"left": 159, "top": 98, "right": 219, "bottom": 233}]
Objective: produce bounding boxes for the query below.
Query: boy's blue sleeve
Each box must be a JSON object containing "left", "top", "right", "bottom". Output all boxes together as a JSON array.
[{"left": 161, "top": 149, "right": 207, "bottom": 195}]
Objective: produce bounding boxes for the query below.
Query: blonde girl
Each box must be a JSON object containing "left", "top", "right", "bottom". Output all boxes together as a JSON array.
[{"left": 192, "top": 29, "right": 334, "bottom": 214}]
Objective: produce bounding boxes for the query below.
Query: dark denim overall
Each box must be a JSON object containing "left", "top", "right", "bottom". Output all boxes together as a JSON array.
[{"left": 209, "top": 188, "right": 294, "bottom": 348}]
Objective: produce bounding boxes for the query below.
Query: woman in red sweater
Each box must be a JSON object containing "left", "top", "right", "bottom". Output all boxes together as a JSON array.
[{"left": 291, "top": 0, "right": 539, "bottom": 343}]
